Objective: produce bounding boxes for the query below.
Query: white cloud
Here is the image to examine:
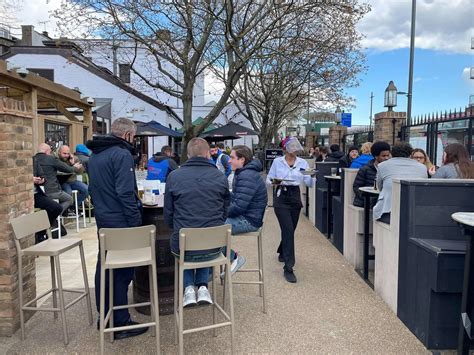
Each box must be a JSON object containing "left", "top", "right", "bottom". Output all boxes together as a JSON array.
[{"left": 359, "top": 0, "right": 472, "bottom": 53}]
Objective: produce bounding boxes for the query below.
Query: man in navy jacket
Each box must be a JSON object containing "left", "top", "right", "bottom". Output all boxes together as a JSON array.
[
  {"left": 87, "top": 117, "right": 146, "bottom": 339},
  {"left": 164, "top": 138, "right": 230, "bottom": 307},
  {"left": 225, "top": 145, "right": 268, "bottom": 273}
]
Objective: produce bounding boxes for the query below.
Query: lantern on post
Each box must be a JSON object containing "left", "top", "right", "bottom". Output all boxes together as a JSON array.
[{"left": 384, "top": 81, "right": 397, "bottom": 111}]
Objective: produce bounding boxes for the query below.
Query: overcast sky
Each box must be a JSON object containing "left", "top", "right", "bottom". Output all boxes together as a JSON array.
[{"left": 3, "top": 0, "right": 473, "bottom": 124}]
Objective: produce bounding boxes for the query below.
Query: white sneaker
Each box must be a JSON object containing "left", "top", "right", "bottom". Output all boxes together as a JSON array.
[
  {"left": 197, "top": 286, "right": 213, "bottom": 305},
  {"left": 183, "top": 286, "right": 197, "bottom": 308},
  {"left": 220, "top": 255, "right": 246, "bottom": 280}
]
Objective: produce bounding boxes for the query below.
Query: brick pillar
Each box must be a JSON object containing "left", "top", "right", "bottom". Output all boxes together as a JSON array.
[
  {"left": 329, "top": 125, "right": 347, "bottom": 146},
  {"left": 373, "top": 110, "right": 406, "bottom": 144},
  {"left": 0, "top": 97, "right": 36, "bottom": 337}
]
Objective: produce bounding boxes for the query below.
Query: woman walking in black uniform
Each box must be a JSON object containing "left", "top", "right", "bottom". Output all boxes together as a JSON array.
[{"left": 266, "top": 137, "right": 313, "bottom": 283}]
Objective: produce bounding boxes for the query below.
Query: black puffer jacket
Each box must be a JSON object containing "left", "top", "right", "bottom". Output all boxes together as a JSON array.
[
  {"left": 229, "top": 159, "right": 268, "bottom": 228},
  {"left": 164, "top": 157, "right": 231, "bottom": 254},
  {"left": 325, "top": 151, "right": 345, "bottom": 163},
  {"left": 86, "top": 135, "right": 142, "bottom": 228},
  {"left": 353, "top": 159, "right": 377, "bottom": 207}
]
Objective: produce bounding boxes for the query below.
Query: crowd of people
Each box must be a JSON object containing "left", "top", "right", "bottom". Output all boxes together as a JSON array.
[
  {"left": 30, "top": 116, "right": 474, "bottom": 341},
  {"left": 310, "top": 140, "right": 474, "bottom": 224}
]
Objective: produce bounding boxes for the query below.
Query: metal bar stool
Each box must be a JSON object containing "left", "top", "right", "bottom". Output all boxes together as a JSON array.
[
  {"left": 61, "top": 190, "right": 86, "bottom": 232},
  {"left": 174, "top": 224, "right": 235, "bottom": 355},
  {"left": 10, "top": 210, "right": 93, "bottom": 345},
  {"left": 226, "top": 209, "right": 268, "bottom": 313},
  {"left": 98, "top": 225, "right": 160, "bottom": 355}
]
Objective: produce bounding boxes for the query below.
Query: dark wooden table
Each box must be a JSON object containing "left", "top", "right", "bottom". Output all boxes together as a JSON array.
[
  {"left": 452, "top": 212, "right": 474, "bottom": 355},
  {"left": 358, "top": 186, "right": 380, "bottom": 286},
  {"left": 324, "top": 175, "right": 341, "bottom": 240}
]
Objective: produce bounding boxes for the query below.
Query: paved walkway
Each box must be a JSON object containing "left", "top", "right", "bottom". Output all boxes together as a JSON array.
[{"left": 2, "top": 209, "right": 429, "bottom": 354}]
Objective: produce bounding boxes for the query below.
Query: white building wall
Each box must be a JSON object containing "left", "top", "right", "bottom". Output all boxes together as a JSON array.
[
  {"left": 74, "top": 40, "right": 205, "bottom": 108},
  {"left": 6, "top": 53, "right": 180, "bottom": 129}
]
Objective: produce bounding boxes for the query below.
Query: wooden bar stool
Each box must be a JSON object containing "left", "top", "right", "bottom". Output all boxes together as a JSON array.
[{"left": 10, "top": 210, "right": 93, "bottom": 345}]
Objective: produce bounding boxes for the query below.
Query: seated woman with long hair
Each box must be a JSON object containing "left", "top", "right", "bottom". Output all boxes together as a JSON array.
[
  {"left": 433, "top": 143, "right": 474, "bottom": 179},
  {"left": 411, "top": 148, "right": 435, "bottom": 175}
]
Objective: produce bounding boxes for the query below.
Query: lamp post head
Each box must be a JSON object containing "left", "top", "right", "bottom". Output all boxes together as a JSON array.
[
  {"left": 334, "top": 106, "right": 342, "bottom": 125},
  {"left": 384, "top": 80, "right": 398, "bottom": 111}
]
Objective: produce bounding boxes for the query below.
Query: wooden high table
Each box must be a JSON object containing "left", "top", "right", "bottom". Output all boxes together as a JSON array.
[
  {"left": 358, "top": 186, "right": 380, "bottom": 286},
  {"left": 324, "top": 175, "right": 341, "bottom": 240},
  {"left": 133, "top": 203, "right": 175, "bottom": 315},
  {"left": 452, "top": 212, "right": 474, "bottom": 355}
]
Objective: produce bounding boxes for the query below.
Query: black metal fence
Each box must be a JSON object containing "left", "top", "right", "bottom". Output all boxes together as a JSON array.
[
  {"left": 342, "top": 126, "right": 374, "bottom": 152},
  {"left": 401, "top": 106, "right": 473, "bottom": 166}
]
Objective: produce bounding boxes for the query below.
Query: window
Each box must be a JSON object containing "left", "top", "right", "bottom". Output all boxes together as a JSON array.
[
  {"left": 45, "top": 121, "right": 69, "bottom": 151},
  {"left": 119, "top": 64, "right": 131, "bottom": 83},
  {"left": 28, "top": 68, "right": 54, "bottom": 81}
]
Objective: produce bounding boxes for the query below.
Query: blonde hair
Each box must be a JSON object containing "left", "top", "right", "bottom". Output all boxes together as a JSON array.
[
  {"left": 411, "top": 148, "right": 434, "bottom": 169},
  {"left": 361, "top": 142, "right": 373, "bottom": 155}
]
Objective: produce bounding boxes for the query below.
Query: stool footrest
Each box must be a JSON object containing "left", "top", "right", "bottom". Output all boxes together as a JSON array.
[
  {"left": 112, "top": 302, "right": 151, "bottom": 311},
  {"left": 103, "top": 321, "right": 157, "bottom": 333},
  {"left": 233, "top": 281, "right": 263, "bottom": 285}
]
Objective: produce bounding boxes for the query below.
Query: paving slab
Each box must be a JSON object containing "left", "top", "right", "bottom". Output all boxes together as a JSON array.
[{"left": 2, "top": 209, "right": 429, "bottom": 354}]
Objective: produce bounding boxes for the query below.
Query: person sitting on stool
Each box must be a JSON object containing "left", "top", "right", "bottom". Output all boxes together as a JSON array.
[
  {"left": 224, "top": 145, "right": 268, "bottom": 276},
  {"left": 266, "top": 137, "right": 313, "bottom": 283}
]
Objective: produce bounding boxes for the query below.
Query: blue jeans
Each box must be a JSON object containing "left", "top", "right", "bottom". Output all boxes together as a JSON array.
[
  {"left": 226, "top": 216, "right": 259, "bottom": 235},
  {"left": 62, "top": 180, "right": 88, "bottom": 206},
  {"left": 173, "top": 251, "right": 222, "bottom": 289},
  {"left": 225, "top": 216, "right": 259, "bottom": 260}
]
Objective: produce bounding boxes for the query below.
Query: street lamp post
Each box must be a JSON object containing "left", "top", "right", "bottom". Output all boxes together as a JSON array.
[
  {"left": 335, "top": 107, "right": 342, "bottom": 146},
  {"left": 407, "top": 0, "right": 417, "bottom": 126}
]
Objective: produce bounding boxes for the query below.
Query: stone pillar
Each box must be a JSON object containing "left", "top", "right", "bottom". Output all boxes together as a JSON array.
[
  {"left": 0, "top": 97, "right": 36, "bottom": 336},
  {"left": 329, "top": 125, "right": 347, "bottom": 146},
  {"left": 373, "top": 110, "right": 406, "bottom": 144}
]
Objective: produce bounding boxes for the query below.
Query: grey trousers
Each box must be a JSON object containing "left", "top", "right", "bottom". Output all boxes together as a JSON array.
[{"left": 47, "top": 191, "right": 73, "bottom": 212}]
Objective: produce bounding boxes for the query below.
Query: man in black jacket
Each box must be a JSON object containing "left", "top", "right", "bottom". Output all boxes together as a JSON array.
[
  {"left": 164, "top": 138, "right": 230, "bottom": 307},
  {"left": 353, "top": 141, "right": 391, "bottom": 207},
  {"left": 33, "top": 143, "right": 76, "bottom": 212},
  {"left": 87, "top": 117, "right": 147, "bottom": 339},
  {"left": 325, "top": 144, "right": 345, "bottom": 163}
]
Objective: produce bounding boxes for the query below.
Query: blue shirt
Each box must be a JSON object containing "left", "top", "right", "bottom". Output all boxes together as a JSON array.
[{"left": 266, "top": 156, "right": 313, "bottom": 187}]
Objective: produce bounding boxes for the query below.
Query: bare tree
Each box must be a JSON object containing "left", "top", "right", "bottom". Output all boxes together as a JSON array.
[
  {"left": 54, "top": 0, "right": 309, "bottom": 160},
  {"left": 230, "top": 1, "right": 369, "bottom": 148}
]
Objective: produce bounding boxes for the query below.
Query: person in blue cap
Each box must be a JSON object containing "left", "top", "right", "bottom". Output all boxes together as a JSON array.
[{"left": 75, "top": 143, "right": 91, "bottom": 172}]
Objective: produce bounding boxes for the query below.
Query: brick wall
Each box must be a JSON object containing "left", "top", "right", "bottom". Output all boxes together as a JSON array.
[
  {"left": 0, "top": 97, "right": 36, "bottom": 337},
  {"left": 329, "top": 125, "right": 347, "bottom": 146},
  {"left": 373, "top": 111, "right": 406, "bottom": 144}
]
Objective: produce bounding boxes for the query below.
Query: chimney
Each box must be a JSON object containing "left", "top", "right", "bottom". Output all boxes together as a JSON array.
[
  {"left": 42, "top": 31, "right": 49, "bottom": 38},
  {"left": 21, "top": 25, "right": 34, "bottom": 46}
]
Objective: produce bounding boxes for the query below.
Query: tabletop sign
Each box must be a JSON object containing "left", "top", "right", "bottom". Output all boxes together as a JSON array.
[{"left": 265, "top": 149, "right": 283, "bottom": 160}]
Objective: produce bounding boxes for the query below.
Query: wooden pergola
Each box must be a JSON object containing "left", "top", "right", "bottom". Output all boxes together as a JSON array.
[{"left": 0, "top": 59, "right": 94, "bottom": 149}]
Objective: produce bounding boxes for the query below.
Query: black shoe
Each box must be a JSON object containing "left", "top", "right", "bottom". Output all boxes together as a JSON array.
[
  {"left": 284, "top": 270, "right": 297, "bottom": 283},
  {"left": 278, "top": 254, "right": 284, "bottom": 263},
  {"left": 114, "top": 320, "right": 148, "bottom": 340}
]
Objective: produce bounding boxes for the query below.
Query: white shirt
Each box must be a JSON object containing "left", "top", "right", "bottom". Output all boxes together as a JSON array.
[{"left": 266, "top": 156, "right": 313, "bottom": 187}]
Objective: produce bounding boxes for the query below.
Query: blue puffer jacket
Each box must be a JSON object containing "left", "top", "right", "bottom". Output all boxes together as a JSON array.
[
  {"left": 229, "top": 159, "right": 268, "bottom": 228},
  {"left": 350, "top": 154, "right": 373, "bottom": 169},
  {"left": 86, "top": 135, "right": 142, "bottom": 229}
]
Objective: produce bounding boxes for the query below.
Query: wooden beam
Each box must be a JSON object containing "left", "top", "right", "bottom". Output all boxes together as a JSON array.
[
  {"left": 23, "top": 88, "right": 39, "bottom": 149},
  {"left": 53, "top": 102, "right": 80, "bottom": 122}
]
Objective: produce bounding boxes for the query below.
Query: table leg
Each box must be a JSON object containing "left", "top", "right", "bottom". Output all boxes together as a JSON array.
[
  {"left": 326, "top": 180, "right": 332, "bottom": 239},
  {"left": 363, "top": 194, "right": 370, "bottom": 280},
  {"left": 458, "top": 229, "right": 474, "bottom": 354}
]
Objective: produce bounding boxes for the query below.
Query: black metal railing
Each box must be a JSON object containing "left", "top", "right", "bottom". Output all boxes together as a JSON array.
[
  {"left": 342, "top": 125, "right": 374, "bottom": 152},
  {"left": 401, "top": 106, "right": 473, "bottom": 166}
]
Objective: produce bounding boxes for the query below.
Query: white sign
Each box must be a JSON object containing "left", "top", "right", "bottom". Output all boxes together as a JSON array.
[{"left": 320, "top": 128, "right": 330, "bottom": 135}]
